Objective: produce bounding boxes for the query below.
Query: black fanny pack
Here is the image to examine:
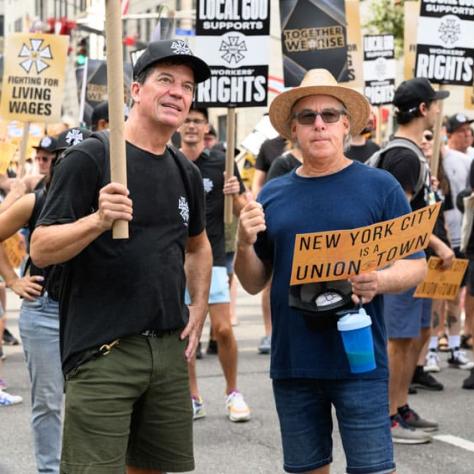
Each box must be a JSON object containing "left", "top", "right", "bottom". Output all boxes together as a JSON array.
[{"left": 289, "top": 280, "right": 355, "bottom": 330}]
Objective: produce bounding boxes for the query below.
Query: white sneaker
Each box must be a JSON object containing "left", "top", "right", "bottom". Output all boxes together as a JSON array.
[
  {"left": 0, "top": 390, "right": 22, "bottom": 407},
  {"left": 226, "top": 391, "right": 251, "bottom": 422},
  {"left": 192, "top": 396, "right": 206, "bottom": 420},
  {"left": 425, "top": 350, "right": 441, "bottom": 373},
  {"left": 448, "top": 348, "right": 474, "bottom": 370}
]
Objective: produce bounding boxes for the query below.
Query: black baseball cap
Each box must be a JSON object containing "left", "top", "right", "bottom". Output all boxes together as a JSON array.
[
  {"left": 393, "top": 78, "right": 450, "bottom": 110},
  {"left": 133, "top": 39, "right": 211, "bottom": 83},
  {"left": 54, "top": 127, "right": 92, "bottom": 152},
  {"left": 91, "top": 101, "right": 109, "bottom": 125},
  {"left": 33, "top": 136, "right": 58, "bottom": 153},
  {"left": 446, "top": 113, "right": 474, "bottom": 133}
]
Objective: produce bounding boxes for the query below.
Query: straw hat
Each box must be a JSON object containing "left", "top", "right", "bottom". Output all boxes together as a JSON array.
[{"left": 269, "top": 69, "right": 371, "bottom": 140}]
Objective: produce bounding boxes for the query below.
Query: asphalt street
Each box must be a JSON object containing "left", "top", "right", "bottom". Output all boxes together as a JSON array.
[{"left": 1, "top": 286, "right": 473, "bottom": 473}]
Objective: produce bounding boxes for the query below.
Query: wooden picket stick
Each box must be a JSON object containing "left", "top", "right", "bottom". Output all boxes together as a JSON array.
[
  {"left": 224, "top": 107, "right": 236, "bottom": 224},
  {"left": 375, "top": 106, "right": 382, "bottom": 145},
  {"left": 18, "top": 122, "right": 30, "bottom": 178},
  {"left": 430, "top": 84, "right": 446, "bottom": 178},
  {"left": 105, "top": 0, "right": 128, "bottom": 239}
]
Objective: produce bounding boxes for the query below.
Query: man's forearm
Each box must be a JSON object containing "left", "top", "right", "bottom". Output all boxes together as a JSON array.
[
  {"left": 234, "top": 243, "right": 271, "bottom": 295},
  {"left": 377, "top": 258, "right": 427, "bottom": 295},
  {"left": 185, "top": 241, "right": 212, "bottom": 311},
  {"left": 30, "top": 213, "right": 105, "bottom": 268}
]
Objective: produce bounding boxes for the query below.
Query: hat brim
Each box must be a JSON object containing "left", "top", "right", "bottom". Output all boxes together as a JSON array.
[
  {"left": 134, "top": 54, "right": 211, "bottom": 84},
  {"left": 434, "top": 90, "right": 450, "bottom": 101},
  {"left": 269, "top": 85, "right": 371, "bottom": 140}
]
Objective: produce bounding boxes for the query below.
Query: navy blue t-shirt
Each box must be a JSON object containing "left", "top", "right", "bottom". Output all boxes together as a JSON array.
[{"left": 254, "top": 161, "right": 424, "bottom": 380}]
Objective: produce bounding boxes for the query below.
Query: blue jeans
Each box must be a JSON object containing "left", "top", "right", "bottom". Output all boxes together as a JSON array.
[
  {"left": 273, "top": 378, "right": 395, "bottom": 474},
  {"left": 19, "top": 294, "right": 63, "bottom": 474}
]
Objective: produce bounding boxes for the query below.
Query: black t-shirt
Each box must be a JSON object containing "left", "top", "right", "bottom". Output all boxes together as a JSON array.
[
  {"left": 255, "top": 136, "right": 287, "bottom": 172},
  {"left": 37, "top": 138, "right": 205, "bottom": 373},
  {"left": 194, "top": 149, "right": 245, "bottom": 266},
  {"left": 346, "top": 139, "right": 380, "bottom": 163},
  {"left": 379, "top": 139, "right": 429, "bottom": 211},
  {"left": 267, "top": 153, "right": 301, "bottom": 181}
]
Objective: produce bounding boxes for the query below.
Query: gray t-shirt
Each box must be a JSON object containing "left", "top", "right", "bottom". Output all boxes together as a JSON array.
[{"left": 443, "top": 147, "right": 473, "bottom": 248}]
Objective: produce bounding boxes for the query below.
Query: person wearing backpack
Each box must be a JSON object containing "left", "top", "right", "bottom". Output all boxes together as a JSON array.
[
  {"left": 30, "top": 40, "right": 212, "bottom": 474},
  {"left": 0, "top": 127, "right": 91, "bottom": 473},
  {"left": 376, "top": 78, "right": 454, "bottom": 444}
]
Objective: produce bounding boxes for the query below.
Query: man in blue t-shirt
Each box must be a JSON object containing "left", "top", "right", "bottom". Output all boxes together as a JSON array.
[{"left": 235, "top": 69, "right": 427, "bottom": 474}]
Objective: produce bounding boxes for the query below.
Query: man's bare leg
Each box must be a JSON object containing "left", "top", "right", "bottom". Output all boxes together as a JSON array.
[
  {"left": 388, "top": 338, "right": 412, "bottom": 415},
  {"left": 127, "top": 467, "right": 162, "bottom": 474}
]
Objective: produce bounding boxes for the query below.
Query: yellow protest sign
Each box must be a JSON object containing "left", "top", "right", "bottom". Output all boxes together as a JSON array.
[
  {"left": 2, "top": 233, "right": 26, "bottom": 268},
  {"left": 0, "top": 33, "right": 68, "bottom": 123},
  {"left": 0, "top": 142, "right": 17, "bottom": 174},
  {"left": 414, "top": 257, "right": 468, "bottom": 300},
  {"left": 345, "top": 0, "right": 364, "bottom": 89},
  {"left": 404, "top": 0, "right": 420, "bottom": 80},
  {"left": 290, "top": 203, "right": 440, "bottom": 285}
]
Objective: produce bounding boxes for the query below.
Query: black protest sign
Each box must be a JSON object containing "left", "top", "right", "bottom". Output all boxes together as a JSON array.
[
  {"left": 194, "top": 0, "right": 270, "bottom": 108},
  {"left": 415, "top": 0, "right": 474, "bottom": 86},
  {"left": 280, "top": 0, "right": 348, "bottom": 87},
  {"left": 76, "top": 59, "right": 132, "bottom": 126},
  {"left": 363, "top": 34, "right": 395, "bottom": 105}
]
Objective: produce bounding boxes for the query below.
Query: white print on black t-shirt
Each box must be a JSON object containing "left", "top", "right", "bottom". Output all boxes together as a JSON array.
[
  {"left": 178, "top": 196, "right": 189, "bottom": 226},
  {"left": 203, "top": 177, "right": 214, "bottom": 193}
]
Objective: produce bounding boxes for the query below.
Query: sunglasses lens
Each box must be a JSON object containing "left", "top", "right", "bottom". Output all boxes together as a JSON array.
[
  {"left": 424, "top": 134, "right": 433, "bottom": 141},
  {"left": 321, "top": 110, "right": 340, "bottom": 123},
  {"left": 297, "top": 111, "right": 317, "bottom": 125}
]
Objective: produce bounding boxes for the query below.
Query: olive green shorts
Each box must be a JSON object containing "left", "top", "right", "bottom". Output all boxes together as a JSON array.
[{"left": 61, "top": 332, "right": 193, "bottom": 473}]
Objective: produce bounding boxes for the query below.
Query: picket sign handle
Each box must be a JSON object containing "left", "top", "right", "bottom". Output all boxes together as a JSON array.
[
  {"left": 375, "top": 106, "right": 382, "bottom": 145},
  {"left": 430, "top": 84, "right": 445, "bottom": 179},
  {"left": 18, "top": 121, "right": 30, "bottom": 179},
  {"left": 105, "top": 0, "right": 128, "bottom": 239},
  {"left": 224, "top": 107, "right": 236, "bottom": 224}
]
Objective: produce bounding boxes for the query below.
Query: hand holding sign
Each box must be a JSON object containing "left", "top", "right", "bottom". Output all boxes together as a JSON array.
[
  {"left": 237, "top": 192, "right": 266, "bottom": 246},
  {"left": 349, "top": 271, "right": 379, "bottom": 306},
  {"left": 97, "top": 182, "right": 133, "bottom": 232}
]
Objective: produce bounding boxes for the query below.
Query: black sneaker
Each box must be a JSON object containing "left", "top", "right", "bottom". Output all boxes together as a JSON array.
[
  {"left": 462, "top": 368, "right": 474, "bottom": 389},
  {"left": 196, "top": 342, "right": 203, "bottom": 360},
  {"left": 399, "top": 405, "right": 439, "bottom": 432},
  {"left": 411, "top": 367, "right": 444, "bottom": 391},
  {"left": 408, "top": 385, "right": 418, "bottom": 395},
  {"left": 2, "top": 328, "right": 19, "bottom": 346},
  {"left": 207, "top": 339, "right": 218, "bottom": 355}
]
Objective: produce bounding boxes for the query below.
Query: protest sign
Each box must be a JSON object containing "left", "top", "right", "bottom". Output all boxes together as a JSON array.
[
  {"left": 415, "top": 0, "right": 474, "bottom": 86},
  {"left": 76, "top": 59, "right": 132, "bottom": 126},
  {"left": 290, "top": 203, "right": 440, "bottom": 285},
  {"left": 0, "top": 142, "right": 17, "bottom": 174},
  {"left": 2, "top": 234, "right": 26, "bottom": 269},
  {"left": 279, "top": 0, "right": 348, "bottom": 86},
  {"left": 363, "top": 34, "right": 395, "bottom": 105},
  {"left": 0, "top": 33, "right": 68, "bottom": 122},
  {"left": 345, "top": 0, "right": 363, "bottom": 89},
  {"left": 193, "top": 0, "right": 270, "bottom": 107},
  {"left": 414, "top": 257, "right": 468, "bottom": 300},
  {"left": 404, "top": 0, "right": 420, "bottom": 80}
]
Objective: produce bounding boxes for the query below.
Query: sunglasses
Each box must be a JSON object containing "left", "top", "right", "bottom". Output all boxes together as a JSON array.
[
  {"left": 293, "top": 108, "right": 347, "bottom": 125},
  {"left": 184, "top": 118, "right": 207, "bottom": 125},
  {"left": 423, "top": 133, "right": 433, "bottom": 141}
]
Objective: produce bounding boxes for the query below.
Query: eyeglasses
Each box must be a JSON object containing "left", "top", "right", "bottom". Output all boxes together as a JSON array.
[
  {"left": 293, "top": 108, "right": 347, "bottom": 125},
  {"left": 423, "top": 133, "right": 433, "bottom": 141},
  {"left": 184, "top": 118, "right": 207, "bottom": 125},
  {"left": 35, "top": 156, "right": 52, "bottom": 163}
]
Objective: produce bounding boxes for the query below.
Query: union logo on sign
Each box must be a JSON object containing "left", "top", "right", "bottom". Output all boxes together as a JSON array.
[
  {"left": 18, "top": 38, "right": 53, "bottom": 74},
  {"left": 219, "top": 34, "right": 247, "bottom": 65},
  {"left": 438, "top": 15, "right": 461, "bottom": 49}
]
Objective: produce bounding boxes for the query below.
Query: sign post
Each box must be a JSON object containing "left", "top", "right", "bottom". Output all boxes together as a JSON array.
[
  {"left": 225, "top": 108, "right": 236, "bottom": 224},
  {"left": 105, "top": 0, "right": 128, "bottom": 239}
]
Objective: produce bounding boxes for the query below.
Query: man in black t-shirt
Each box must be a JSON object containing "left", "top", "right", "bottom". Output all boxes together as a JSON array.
[
  {"left": 31, "top": 40, "right": 213, "bottom": 474},
  {"left": 179, "top": 107, "right": 251, "bottom": 423},
  {"left": 380, "top": 78, "right": 453, "bottom": 445}
]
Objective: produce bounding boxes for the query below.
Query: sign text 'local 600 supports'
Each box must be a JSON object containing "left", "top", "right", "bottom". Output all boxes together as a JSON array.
[
  {"left": 363, "top": 34, "right": 396, "bottom": 106},
  {"left": 415, "top": 0, "right": 474, "bottom": 86},
  {"left": 193, "top": 0, "right": 270, "bottom": 108}
]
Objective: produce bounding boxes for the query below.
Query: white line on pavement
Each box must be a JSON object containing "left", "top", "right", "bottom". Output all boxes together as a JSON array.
[{"left": 434, "top": 434, "right": 474, "bottom": 452}]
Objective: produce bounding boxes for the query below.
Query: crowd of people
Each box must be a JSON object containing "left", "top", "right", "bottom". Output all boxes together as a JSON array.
[{"left": 0, "top": 39, "right": 473, "bottom": 473}]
